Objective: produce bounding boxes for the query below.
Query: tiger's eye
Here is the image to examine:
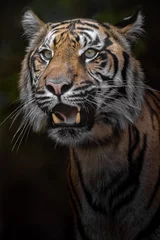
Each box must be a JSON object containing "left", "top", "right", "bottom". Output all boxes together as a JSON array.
[
  {"left": 40, "top": 49, "right": 52, "bottom": 61},
  {"left": 84, "top": 48, "right": 97, "bottom": 59}
]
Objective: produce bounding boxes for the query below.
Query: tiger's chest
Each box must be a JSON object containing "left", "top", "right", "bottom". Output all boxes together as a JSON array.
[
  {"left": 68, "top": 129, "right": 160, "bottom": 240},
  {"left": 69, "top": 163, "right": 155, "bottom": 240}
]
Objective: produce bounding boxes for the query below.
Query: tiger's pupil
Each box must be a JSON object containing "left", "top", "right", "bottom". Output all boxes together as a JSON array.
[{"left": 84, "top": 49, "right": 97, "bottom": 59}]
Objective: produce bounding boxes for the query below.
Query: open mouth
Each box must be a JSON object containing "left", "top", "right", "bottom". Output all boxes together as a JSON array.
[
  {"left": 51, "top": 103, "right": 82, "bottom": 127},
  {"left": 50, "top": 103, "right": 95, "bottom": 128}
]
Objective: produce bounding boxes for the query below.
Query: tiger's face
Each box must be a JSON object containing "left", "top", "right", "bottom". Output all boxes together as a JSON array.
[{"left": 20, "top": 10, "right": 144, "bottom": 145}]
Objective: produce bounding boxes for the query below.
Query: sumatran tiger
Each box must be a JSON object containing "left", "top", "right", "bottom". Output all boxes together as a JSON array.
[{"left": 19, "top": 9, "right": 160, "bottom": 240}]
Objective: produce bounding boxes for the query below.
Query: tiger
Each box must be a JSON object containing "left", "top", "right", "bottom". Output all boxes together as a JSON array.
[{"left": 19, "top": 8, "right": 160, "bottom": 240}]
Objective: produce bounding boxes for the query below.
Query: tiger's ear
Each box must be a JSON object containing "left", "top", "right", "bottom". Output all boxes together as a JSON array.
[
  {"left": 115, "top": 9, "right": 144, "bottom": 42},
  {"left": 22, "top": 10, "right": 45, "bottom": 39}
]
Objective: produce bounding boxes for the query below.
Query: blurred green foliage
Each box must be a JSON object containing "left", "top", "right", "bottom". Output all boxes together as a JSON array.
[{"left": 95, "top": 9, "right": 129, "bottom": 22}]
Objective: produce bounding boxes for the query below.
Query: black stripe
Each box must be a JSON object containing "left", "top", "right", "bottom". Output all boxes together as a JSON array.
[
  {"left": 128, "top": 125, "right": 140, "bottom": 163},
  {"left": 54, "top": 24, "right": 70, "bottom": 31},
  {"left": 145, "top": 98, "right": 160, "bottom": 140},
  {"left": 51, "top": 21, "right": 70, "bottom": 29},
  {"left": 68, "top": 181, "right": 89, "bottom": 240},
  {"left": 31, "top": 85, "right": 36, "bottom": 93},
  {"left": 70, "top": 39, "right": 77, "bottom": 48},
  {"left": 147, "top": 89, "right": 160, "bottom": 102},
  {"left": 35, "top": 90, "right": 45, "bottom": 95},
  {"left": 92, "top": 35, "right": 100, "bottom": 45},
  {"left": 82, "top": 32, "right": 92, "bottom": 41},
  {"left": 78, "top": 21, "right": 99, "bottom": 29},
  {"left": 145, "top": 98, "right": 157, "bottom": 129},
  {"left": 148, "top": 94, "right": 160, "bottom": 141},
  {"left": 36, "top": 100, "right": 51, "bottom": 105},
  {"left": 52, "top": 28, "right": 68, "bottom": 34},
  {"left": 119, "top": 51, "right": 130, "bottom": 96},
  {"left": 122, "top": 51, "right": 129, "bottom": 82},
  {"left": 149, "top": 92, "right": 160, "bottom": 111},
  {"left": 83, "top": 38, "right": 87, "bottom": 47},
  {"left": 103, "top": 37, "right": 113, "bottom": 48},
  {"left": 98, "top": 52, "right": 108, "bottom": 61},
  {"left": 27, "top": 51, "right": 34, "bottom": 86},
  {"left": 74, "top": 84, "right": 93, "bottom": 92},
  {"left": 31, "top": 53, "right": 43, "bottom": 73},
  {"left": 108, "top": 59, "right": 112, "bottom": 73},
  {"left": 36, "top": 96, "right": 51, "bottom": 100},
  {"left": 77, "top": 27, "right": 94, "bottom": 32},
  {"left": 68, "top": 90, "right": 95, "bottom": 98},
  {"left": 147, "top": 168, "right": 160, "bottom": 209},
  {"left": 118, "top": 86, "right": 126, "bottom": 95},
  {"left": 68, "top": 162, "right": 90, "bottom": 240},
  {"left": 102, "top": 23, "right": 111, "bottom": 30},
  {"left": 110, "top": 131, "right": 146, "bottom": 216},
  {"left": 74, "top": 151, "right": 107, "bottom": 213},
  {"left": 132, "top": 68, "right": 138, "bottom": 103},
  {"left": 27, "top": 51, "right": 33, "bottom": 69},
  {"left": 130, "top": 133, "right": 147, "bottom": 180},
  {"left": 72, "top": 32, "right": 80, "bottom": 42},
  {"left": 100, "top": 61, "right": 107, "bottom": 68},
  {"left": 36, "top": 102, "right": 48, "bottom": 110},
  {"left": 107, "top": 50, "right": 118, "bottom": 78},
  {"left": 32, "top": 60, "right": 43, "bottom": 73},
  {"left": 54, "top": 33, "right": 67, "bottom": 47},
  {"left": 98, "top": 72, "right": 112, "bottom": 82},
  {"left": 87, "top": 71, "right": 100, "bottom": 84},
  {"left": 68, "top": 164, "right": 82, "bottom": 211},
  {"left": 147, "top": 89, "right": 160, "bottom": 106},
  {"left": 110, "top": 30, "right": 126, "bottom": 48}
]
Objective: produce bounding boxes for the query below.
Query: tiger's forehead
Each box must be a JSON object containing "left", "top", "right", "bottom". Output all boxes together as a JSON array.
[
  {"left": 42, "top": 19, "right": 109, "bottom": 51},
  {"left": 49, "top": 18, "right": 106, "bottom": 33}
]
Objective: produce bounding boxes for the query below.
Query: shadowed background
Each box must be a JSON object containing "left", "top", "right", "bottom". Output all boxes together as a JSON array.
[{"left": 0, "top": 0, "right": 160, "bottom": 239}]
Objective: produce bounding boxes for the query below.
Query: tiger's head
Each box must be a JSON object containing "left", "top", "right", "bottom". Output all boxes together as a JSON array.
[{"left": 19, "top": 10, "right": 144, "bottom": 145}]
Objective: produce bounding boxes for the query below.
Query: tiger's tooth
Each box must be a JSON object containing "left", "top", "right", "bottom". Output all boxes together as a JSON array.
[
  {"left": 52, "top": 113, "right": 62, "bottom": 124},
  {"left": 77, "top": 106, "right": 81, "bottom": 112},
  {"left": 76, "top": 112, "right": 81, "bottom": 124}
]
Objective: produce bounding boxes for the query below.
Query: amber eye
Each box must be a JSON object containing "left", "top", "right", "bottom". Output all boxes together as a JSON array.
[
  {"left": 84, "top": 48, "right": 98, "bottom": 59},
  {"left": 40, "top": 49, "right": 52, "bottom": 61}
]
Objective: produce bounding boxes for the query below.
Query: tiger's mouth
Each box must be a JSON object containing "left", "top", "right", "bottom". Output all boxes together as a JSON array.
[
  {"left": 49, "top": 103, "right": 94, "bottom": 128},
  {"left": 51, "top": 103, "right": 80, "bottom": 126}
]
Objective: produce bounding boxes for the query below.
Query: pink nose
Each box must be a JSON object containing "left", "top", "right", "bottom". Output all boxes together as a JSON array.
[{"left": 45, "top": 79, "right": 71, "bottom": 96}]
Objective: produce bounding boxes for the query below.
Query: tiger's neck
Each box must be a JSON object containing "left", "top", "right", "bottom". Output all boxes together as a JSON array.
[
  {"left": 70, "top": 125, "right": 129, "bottom": 189},
  {"left": 69, "top": 94, "right": 147, "bottom": 182}
]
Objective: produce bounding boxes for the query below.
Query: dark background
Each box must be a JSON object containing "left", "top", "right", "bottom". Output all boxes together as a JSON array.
[{"left": 0, "top": 0, "right": 160, "bottom": 239}]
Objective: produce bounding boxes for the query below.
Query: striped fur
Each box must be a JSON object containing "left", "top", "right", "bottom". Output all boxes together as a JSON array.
[{"left": 19, "top": 10, "right": 160, "bottom": 240}]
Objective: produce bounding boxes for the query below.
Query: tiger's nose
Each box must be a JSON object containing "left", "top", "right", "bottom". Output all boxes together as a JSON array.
[{"left": 45, "top": 79, "right": 72, "bottom": 96}]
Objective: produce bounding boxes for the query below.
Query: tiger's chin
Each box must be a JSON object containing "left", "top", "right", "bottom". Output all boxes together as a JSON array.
[{"left": 47, "top": 125, "right": 93, "bottom": 146}]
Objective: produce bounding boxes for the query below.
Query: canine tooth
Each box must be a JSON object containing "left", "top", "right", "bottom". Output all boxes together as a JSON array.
[
  {"left": 52, "top": 113, "right": 62, "bottom": 124},
  {"left": 76, "top": 112, "right": 81, "bottom": 124},
  {"left": 77, "top": 106, "right": 81, "bottom": 112}
]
